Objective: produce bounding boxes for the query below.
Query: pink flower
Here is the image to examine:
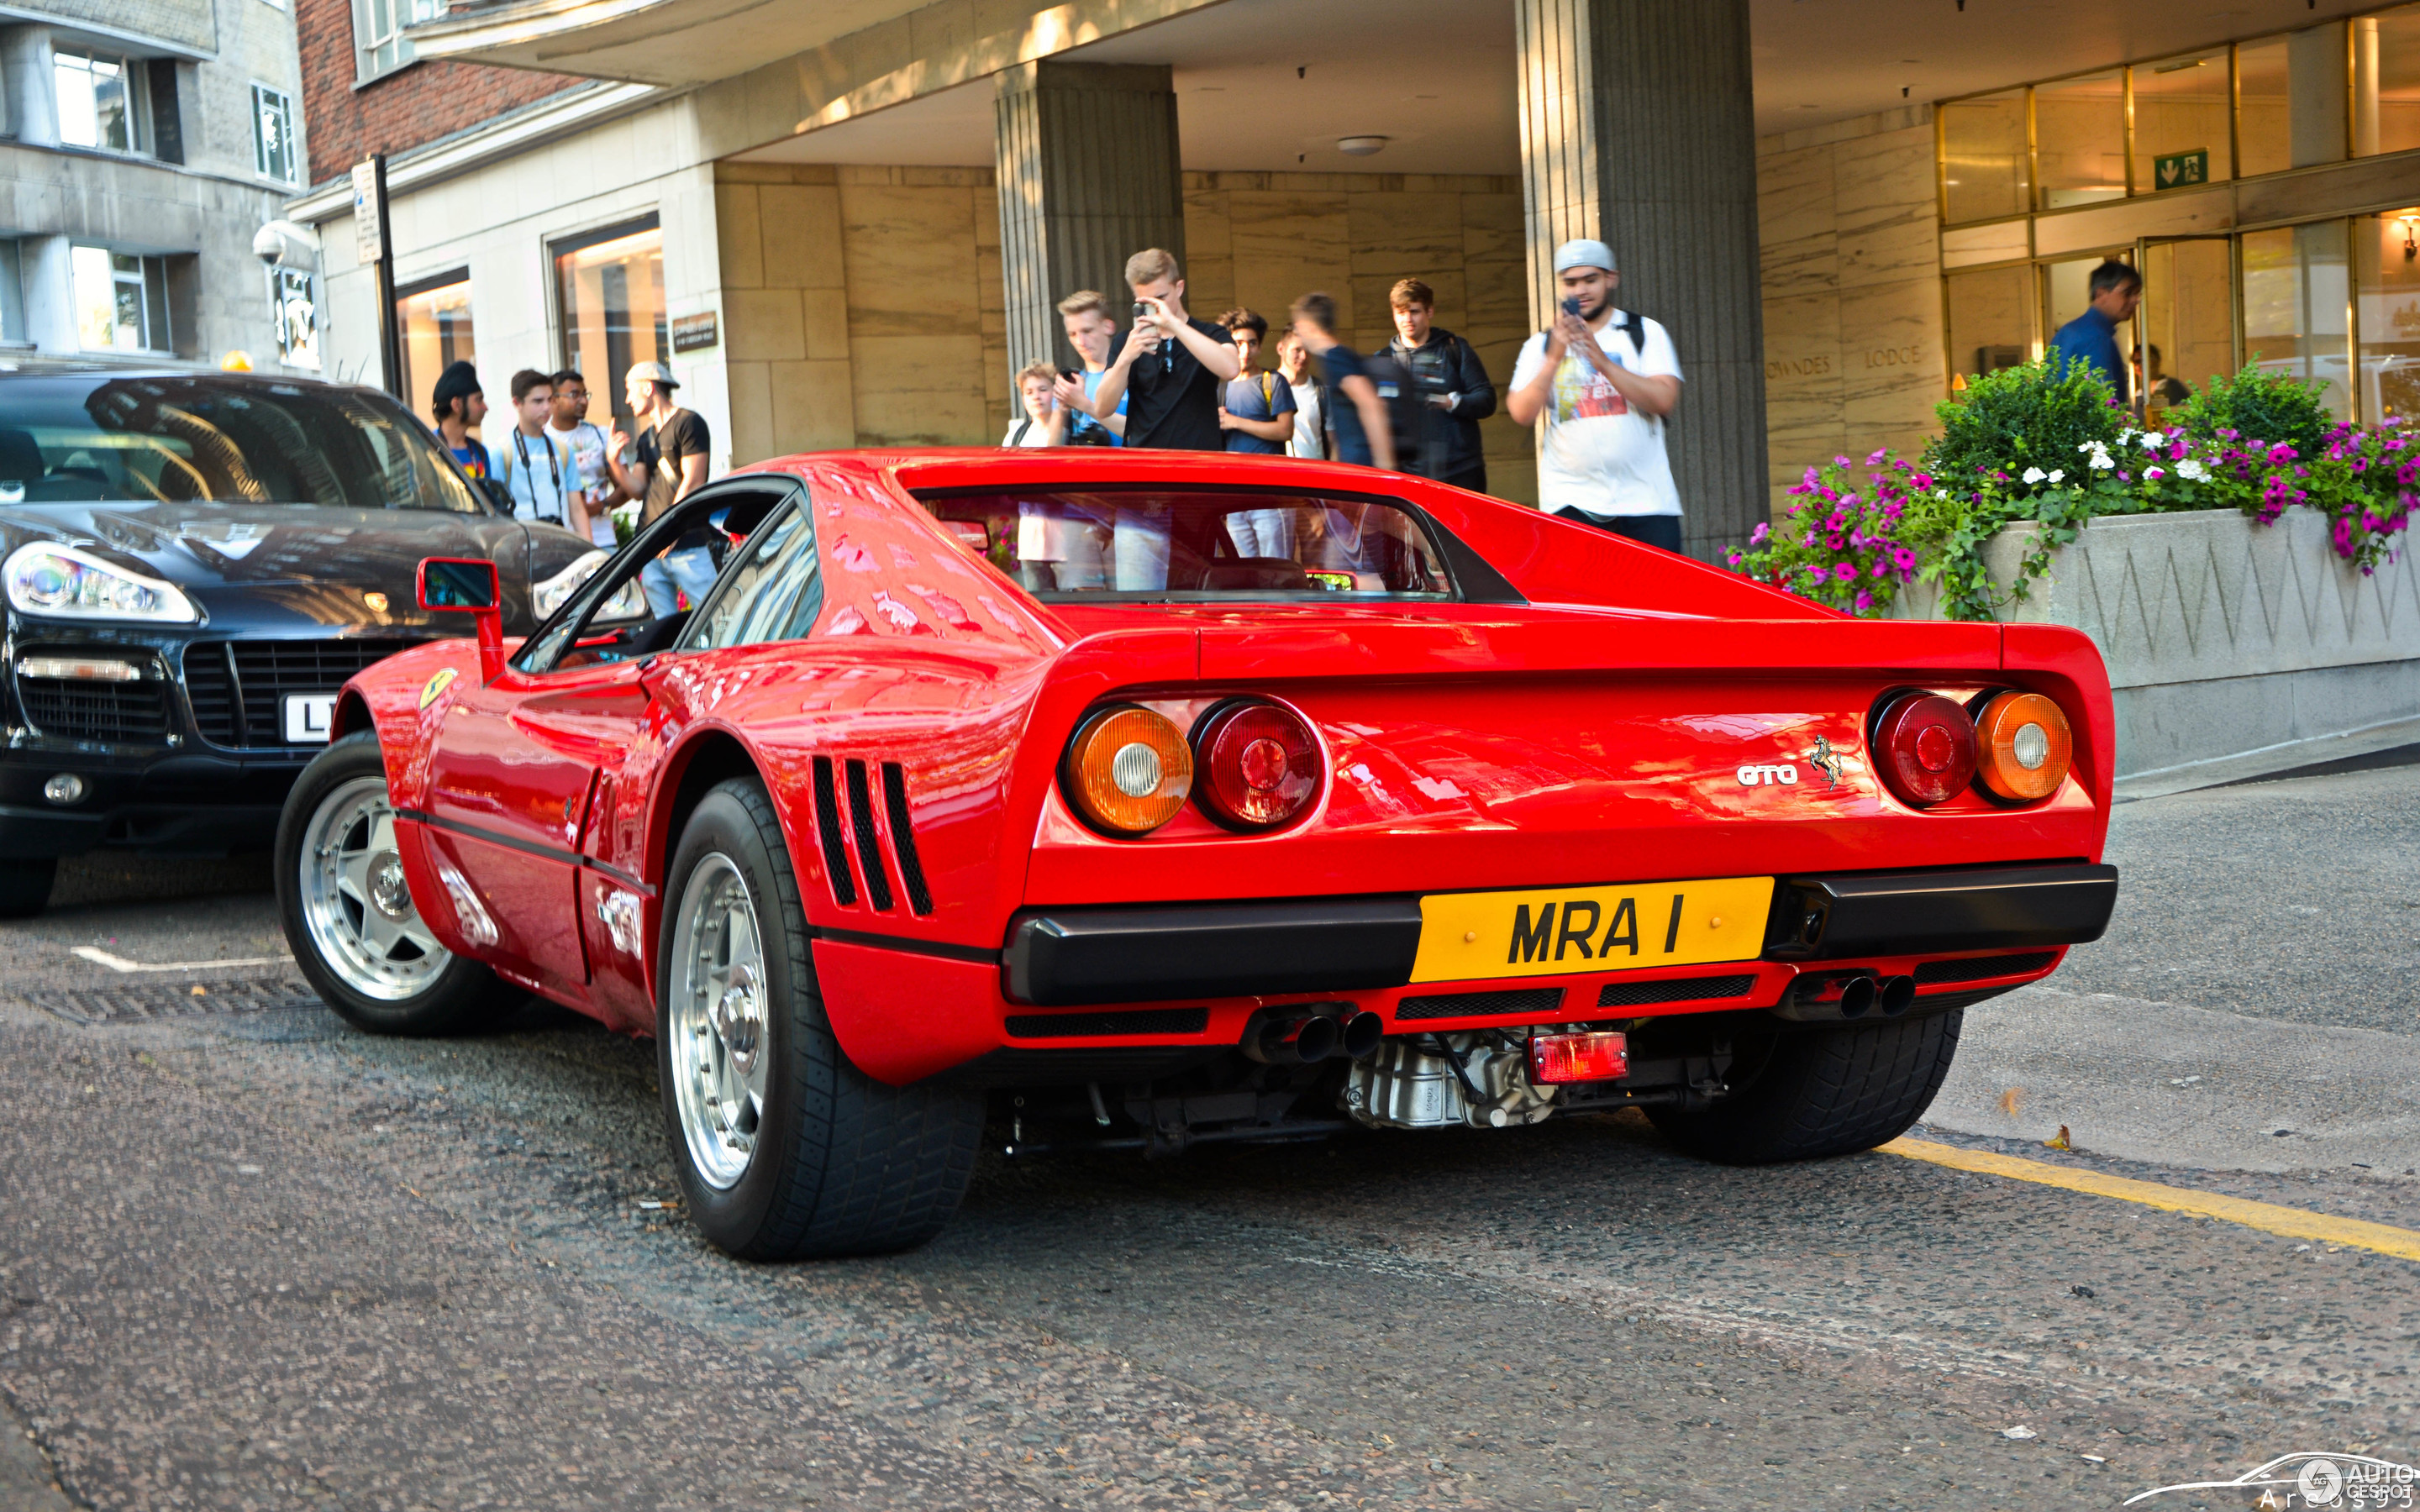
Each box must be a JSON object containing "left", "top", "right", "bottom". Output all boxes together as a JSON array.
[
  {"left": 1749, "top": 522, "right": 1770, "bottom": 544},
  {"left": 1831, "top": 562, "right": 1857, "bottom": 583},
  {"left": 1854, "top": 591, "right": 1874, "bottom": 612}
]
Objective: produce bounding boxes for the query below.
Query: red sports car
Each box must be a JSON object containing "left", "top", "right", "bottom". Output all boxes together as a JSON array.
[{"left": 276, "top": 449, "right": 2118, "bottom": 1260}]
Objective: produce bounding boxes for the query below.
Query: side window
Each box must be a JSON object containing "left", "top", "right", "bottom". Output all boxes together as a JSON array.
[
  {"left": 513, "top": 486, "right": 789, "bottom": 673},
  {"left": 680, "top": 503, "right": 822, "bottom": 651}
]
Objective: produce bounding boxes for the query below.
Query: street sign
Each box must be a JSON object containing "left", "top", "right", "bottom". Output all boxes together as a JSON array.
[
  {"left": 2152, "top": 149, "right": 2209, "bottom": 191},
  {"left": 350, "top": 160, "right": 384, "bottom": 264},
  {"left": 671, "top": 311, "right": 719, "bottom": 354}
]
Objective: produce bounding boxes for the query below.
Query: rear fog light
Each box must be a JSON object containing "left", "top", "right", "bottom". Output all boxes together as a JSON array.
[{"left": 1528, "top": 1031, "right": 1628, "bottom": 1084}]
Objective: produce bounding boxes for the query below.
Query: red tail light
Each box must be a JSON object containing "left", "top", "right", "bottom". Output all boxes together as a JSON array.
[
  {"left": 1191, "top": 698, "right": 1322, "bottom": 830},
  {"left": 1875, "top": 692, "right": 1976, "bottom": 808},
  {"left": 1529, "top": 1031, "right": 1628, "bottom": 1084}
]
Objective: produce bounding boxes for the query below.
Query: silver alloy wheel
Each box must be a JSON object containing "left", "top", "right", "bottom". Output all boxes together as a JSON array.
[
  {"left": 669, "top": 852, "right": 771, "bottom": 1190},
  {"left": 300, "top": 774, "right": 450, "bottom": 1000}
]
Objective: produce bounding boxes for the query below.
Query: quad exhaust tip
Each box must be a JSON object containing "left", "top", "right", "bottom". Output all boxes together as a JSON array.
[
  {"left": 1835, "top": 974, "right": 1918, "bottom": 1019},
  {"left": 1242, "top": 1006, "right": 1385, "bottom": 1065}
]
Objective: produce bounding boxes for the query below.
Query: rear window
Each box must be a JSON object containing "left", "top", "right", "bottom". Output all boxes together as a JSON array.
[{"left": 919, "top": 488, "right": 1455, "bottom": 601}]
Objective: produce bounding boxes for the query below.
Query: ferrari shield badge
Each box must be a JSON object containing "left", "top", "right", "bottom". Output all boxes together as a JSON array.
[{"left": 418, "top": 666, "right": 458, "bottom": 711}]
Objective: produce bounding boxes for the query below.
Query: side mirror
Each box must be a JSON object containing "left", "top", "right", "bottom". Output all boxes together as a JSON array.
[
  {"left": 479, "top": 477, "right": 514, "bottom": 514},
  {"left": 418, "top": 556, "right": 504, "bottom": 683}
]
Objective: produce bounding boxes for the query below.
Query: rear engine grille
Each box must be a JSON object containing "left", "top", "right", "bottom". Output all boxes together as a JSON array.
[
  {"left": 1005, "top": 1007, "right": 1210, "bottom": 1039},
  {"left": 16, "top": 674, "right": 169, "bottom": 742},
  {"left": 1914, "top": 952, "right": 2056, "bottom": 986},
  {"left": 1395, "top": 987, "right": 1566, "bottom": 1021},
  {"left": 182, "top": 638, "right": 426, "bottom": 748},
  {"left": 1597, "top": 974, "right": 1759, "bottom": 1009}
]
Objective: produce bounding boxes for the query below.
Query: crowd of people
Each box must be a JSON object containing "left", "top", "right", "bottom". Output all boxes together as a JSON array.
[{"left": 1002, "top": 237, "right": 1689, "bottom": 550}]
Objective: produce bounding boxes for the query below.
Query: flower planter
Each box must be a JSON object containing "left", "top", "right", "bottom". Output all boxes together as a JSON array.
[{"left": 1889, "top": 507, "right": 2420, "bottom": 785}]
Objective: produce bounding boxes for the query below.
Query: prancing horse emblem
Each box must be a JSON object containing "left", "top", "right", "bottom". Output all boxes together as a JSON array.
[{"left": 1805, "top": 735, "right": 1844, "bottom": 787}]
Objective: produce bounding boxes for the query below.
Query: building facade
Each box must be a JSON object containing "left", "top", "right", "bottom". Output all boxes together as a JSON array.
[{"left": 1, "top": 0, "right": 313, "bottom": 371}]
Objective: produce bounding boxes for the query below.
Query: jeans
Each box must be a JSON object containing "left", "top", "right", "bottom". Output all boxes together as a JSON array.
[
  {"left": 1564, "top": 509, "right": 1683, "bottom": 554},
  {"left": 1226, "top": 508, "right": 1296, "bottom": 559},
  {"left": 640, "top": 544, "right": 722, "bottom": 617}
]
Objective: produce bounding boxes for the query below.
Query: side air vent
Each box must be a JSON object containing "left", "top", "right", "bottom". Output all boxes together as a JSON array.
[
  {"left": 810, "top": 756, "right": 856, "bottom": 906},
  {"left": 880, "top": 762, "right": 934, "bottom": 916},
  {"left": 843, "top": 759, "right": 896, "bottom": 912}
]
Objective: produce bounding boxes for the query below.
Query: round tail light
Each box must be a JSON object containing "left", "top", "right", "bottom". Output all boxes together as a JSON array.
[
  {"left": 1973, "top": 690, "right": 2074, "bottom": 801},
  {"left": 1874, "top": 692, "right": 1976, "bottom": 808},
  {"left": 1061, "top": 704, "right": 1192, "bottom": 836},
  {"left": 1191, "top": 698, "right": 1322, "bottom": 830}
]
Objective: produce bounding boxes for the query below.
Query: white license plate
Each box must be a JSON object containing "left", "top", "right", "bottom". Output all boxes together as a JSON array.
[{"left": 283, "top": 694, "right": 337, "bottom": 743}]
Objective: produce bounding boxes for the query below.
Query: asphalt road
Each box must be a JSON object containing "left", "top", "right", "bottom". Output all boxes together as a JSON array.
[{"left": 2, "top": 767, "right": 2416, "bottom": 1510}]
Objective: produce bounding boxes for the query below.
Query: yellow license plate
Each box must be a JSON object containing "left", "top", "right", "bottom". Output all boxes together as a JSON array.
[{"left": 1410, "top": 876, "right": 1775, "bottom": 984}]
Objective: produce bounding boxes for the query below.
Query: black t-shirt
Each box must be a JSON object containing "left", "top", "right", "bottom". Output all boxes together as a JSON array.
[
  {"left": 1107, "top": 318, "right": 1235, "bottom": 451},
  {"left": 1318, "top": 342, "right": 1374, "bottom": 466},
  {"left": 635, "top": 407, "right": 710, "bottom": 524}
]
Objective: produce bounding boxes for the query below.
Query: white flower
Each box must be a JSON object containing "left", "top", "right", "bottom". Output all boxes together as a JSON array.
[
  {"left": 2086, "top": 449, "right": 2116, "bottom": 470},
  {"left": 2176, "top": 459, "right": 2207, "bottom": 481},
  {"left": 2047, "top": 469, "right": 2065, "bottom": 484},
  {"left": 2140, "top": 430, "right": 2167, "bottom": 451},
  {"left": 2144, "top": 466, "right": 2165, "bottom": 480},
  {"left": 2022, "top": 466, "right": 2047, "bottom": 485},
  {"left": 2081, "top": 439, "right": 2102, "bottom": 454}
]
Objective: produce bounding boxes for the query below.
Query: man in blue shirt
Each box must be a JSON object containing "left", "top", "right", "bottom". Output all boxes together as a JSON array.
[{"left": 2049, "top": 260, "right": 2140, "bottom": 402}]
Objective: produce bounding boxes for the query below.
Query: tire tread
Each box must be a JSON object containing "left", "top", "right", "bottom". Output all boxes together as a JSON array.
[{"left": 1649, "top": 1011, "right": 1962, "bottom": 1164}]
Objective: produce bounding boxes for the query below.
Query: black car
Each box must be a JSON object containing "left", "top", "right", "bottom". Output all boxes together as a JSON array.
[{"left": 0, "top": 370, "right": 608, "bottom": 916}]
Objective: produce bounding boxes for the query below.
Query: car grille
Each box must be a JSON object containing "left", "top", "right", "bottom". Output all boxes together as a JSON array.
[
  {"left": 15, "top": 671, "right": 171, "bottom": 743},
  {"left": 1394, "top": 987, "right": 1568, "bottom": 1021},
  {"left": 182, "top": 638, "right": 427, "bottom": 748}
]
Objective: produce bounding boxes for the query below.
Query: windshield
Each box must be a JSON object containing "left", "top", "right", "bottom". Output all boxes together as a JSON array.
[
  {"left": 0, "top": 374, "right": 483, "bottom": 512},
  {"left": 919, "top": 487, "right": 1455, "bottom": 601}
]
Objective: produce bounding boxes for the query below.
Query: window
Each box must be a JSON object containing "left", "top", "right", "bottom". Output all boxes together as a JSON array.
[
  {"left": 2235, "top": 34, "right": 2295, "bottom": 179},
  {"left": 354, "top": 0, "right": 437, "bottom": 79},
  {"left": 0, "top": 241, "right": 24, "bottom": 346},
  {"left": 2355, "top": 210, "right": 2420, "bottom": 421},
  {"left": 2040, "top": 255, "right": 2136, "bottom": 377},
  {"left": 251, "top": 84, "right": 296, "bottom": 183},
  {"left": 55, "top": 50, "right": 148, "bottom": 154},
  {"left": 2131, "top": 50, "right": 2232, "bottom": 190},
  {"left": 1939, "top": 88, "right": 2030, "bottom": 225},
  {"left": 395, "top": 272, "right": 475, "bottom": 427},
  {"left": 71, "top": 247, "right": 169, "bottom": 352},
  {"left": 2356, "top": 8, "right": 2420, "bottom": 156},
  {"left": 271, "top": 266, "right": 320, "bottom": 370},
  {"left": 2244, "top": 222, "right": 2354, "bottom": 422},
  {"left": 553, "top": 217, "right": 667, "bottom": 427},
  {"left": 2033, "top": 71, "right": 2128, "bottom": 208},
  {"left": 681, "top": 505, "right": 822, "bottom": 650}
]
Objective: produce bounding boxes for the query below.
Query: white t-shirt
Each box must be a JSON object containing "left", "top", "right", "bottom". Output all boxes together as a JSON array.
[
  {"left": 1509, "top": 312, "right": 1684, "bottom": 517},
  {"left": 1001, "top": 414, "right": 1058, "bottom": 447},
  {"left": 548, "top": 419, "right": 617, "bottom": 546},
  {"left": 1287, "top": 378, "right": 1327, "bottom": 459},
  {"left": 486, "top": 429, "right": 577, "bottom": 526}
]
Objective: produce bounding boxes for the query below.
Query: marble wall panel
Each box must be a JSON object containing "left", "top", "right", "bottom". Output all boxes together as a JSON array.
[
  {"left": 840, "top": 182, "right": 982, "bottom": 338},
  {"left": 1833, "top": 127, "right": 1939, "bottom": 290},
  {"left": 724, "top": 288, "right": 807, "bottom": 363},
  {"left": 801, "top": 288, "right": 851, "bottom": 361},
  {"left": 1838, "top": 276, "right": 1947, "bottom": 434},
  {"left": 770, "top": 359, "right": 859, "bottom": 452},
  {"left": 850, "top": 334, "right": 991, "bottom": 445},
  {"left": 1226, "top": 190, "right": 1353, "bottom": 328},
  {"left": 726, "top": 360, "right": 772, "bottom": 465},
  {"left": 759, "top": 184, "right": 846, "bottom": 289},
  {"left": 1346, "top": 193, "right": 1467, "bottom": 279},
  {"left": 717, "top": 183, "right": 765, "bottom": 290},
  {"left": 1756, "top": 144, "right": 1838, "bottom": 295}
]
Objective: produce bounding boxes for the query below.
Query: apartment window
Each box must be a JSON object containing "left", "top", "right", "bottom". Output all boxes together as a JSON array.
[
  {"left": 271, "top": 266, "right": 320, "bottom": 370},
  {"left": 553, "top": 216, "right": 667, "bottom": 427},
  {"left": 55, "top": 50, "right": 149, "bottom": 154},
  {"left": 251, "top": 84, "right": 296, "bottom": 183},
  {"left": 71, "top": 247, "right": 169, "bottom": 353},
  {"left": 355, "top": 0, "right": 438, "bottom": 81},
  {"left": 396, "top": 272, "right": 475, "bottom": 425}
]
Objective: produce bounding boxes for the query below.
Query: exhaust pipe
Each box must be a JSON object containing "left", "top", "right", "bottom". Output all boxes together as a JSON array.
[
  {"left": 1339, "top": 1011, "right": 1384, "bottom": 1060},
  {"left": 1837, "top": 975, "right": 1876, "bottom": 1019},
  {"left": 1878, "top": 974, "right": 1916, "bottom": 1017},
  {"left": 1293, "top": 1014, "right": 1341, "bottom": 1064}
]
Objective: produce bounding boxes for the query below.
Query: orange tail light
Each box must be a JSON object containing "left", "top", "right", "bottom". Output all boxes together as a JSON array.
[
  {"left": 1061, "top": 704, "right": 1193, "bottom": 836},
  {"left": 1974, "top": 690, "right": 2074, "bottom": 801}
]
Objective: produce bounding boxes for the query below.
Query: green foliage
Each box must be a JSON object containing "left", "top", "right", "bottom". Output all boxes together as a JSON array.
[
  {"left": 1922, "top": 357, "right": 2125, "bottom": 497},
  {"left": 2168, "top": 367, "right": 2333, "bottom": 456}
]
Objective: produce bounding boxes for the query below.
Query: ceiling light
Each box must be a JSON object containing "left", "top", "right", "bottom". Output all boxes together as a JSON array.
[{"left": 1336, "top": 135, "right": 1387, "bottom": 156}]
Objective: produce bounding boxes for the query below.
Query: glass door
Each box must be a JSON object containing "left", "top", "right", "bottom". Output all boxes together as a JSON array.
[{"left": 2134, "top": 235, "right": 2237, "bottom": 420}]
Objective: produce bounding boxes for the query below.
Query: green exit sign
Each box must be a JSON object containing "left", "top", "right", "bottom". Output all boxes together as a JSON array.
[{"left": 2152, "top": 150, "right": 2210, "bottom": 190}]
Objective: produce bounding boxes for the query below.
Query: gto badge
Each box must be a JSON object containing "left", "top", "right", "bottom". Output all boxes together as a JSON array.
[
  {"left": 418, "top": 666, "right": 458, "bottom": 711},
  {"left": 1738, "top": 762, "right": 1799, "bottom": 787}
]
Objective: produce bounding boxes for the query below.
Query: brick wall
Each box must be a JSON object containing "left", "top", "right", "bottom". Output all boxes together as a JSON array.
[{"left": 295, "top": 0, "right": 586, "bottom": 187}]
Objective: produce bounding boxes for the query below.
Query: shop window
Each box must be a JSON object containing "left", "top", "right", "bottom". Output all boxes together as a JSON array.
[
  {"left": 396, "top": 273, "right": 475, "bottom": 426},
  {"left": 2034, "top": 71, "right": 2128, "bottom": 208},
  {"left": 2244, "top": 223, "right": 2354, "bottom": 423},
  {"left": 251, "top": 84, "right": 296, "bottom": 183},
  {"left": 55, "top": 50, "right": 149, "bottom": 155},
  {"left": 2355, "top": 8, "right": 2420, "bottom": 157},
  {"left": 271, "top": 267, "right": 320, "bottom": 370},
  {"left": 2131, "top": 50, "right": 2232, "bottom": 190},
  {"left": 71, "top": 247, "right": 169, "bottom": 352},
  {"left": 1939, "top": 88, "right": 2030, "bottom": 224},
  {"left": 2355, "top": 211, "right": 2420, "bottom": 421},
  {"left": 1945, "top": 266, "right": 2036, "bottom": 381},
  {"left": 553, "top": 216, "right": 667, "bottom": 428}
]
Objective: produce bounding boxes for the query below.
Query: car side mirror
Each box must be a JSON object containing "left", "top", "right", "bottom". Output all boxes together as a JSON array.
[
  {"left": 418, "top": 556, "right": 504, "bottom": 683},
  {"left": 478, "top": 477, "right": 514, "bottom": 514}
]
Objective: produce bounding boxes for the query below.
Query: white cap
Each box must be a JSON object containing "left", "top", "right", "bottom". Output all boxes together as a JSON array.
[
  {"left": 627, "top": 360, "right": 679, "bottom": 390},
  {"left": 1553, "top": 239, "right": 1617, "bottom": 275}
]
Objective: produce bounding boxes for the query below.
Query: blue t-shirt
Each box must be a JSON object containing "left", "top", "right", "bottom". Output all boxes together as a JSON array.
[
  {"left": 1223, "top": 370, "right": 1297, "bottom": 455},
  {"left": 2050, "top": 307, "right": 2128, "bottom": 402},
  {"left": 1076, "top": 369, "right": 1125, "bottom": 447},
  {"left": 1318, "top": 343, "right": 1373, "bottom": 466}
]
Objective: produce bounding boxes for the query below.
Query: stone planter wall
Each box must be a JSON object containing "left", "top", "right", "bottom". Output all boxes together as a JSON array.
[{"left": 1889, "top": 507, "right": 2420, "bottom": 782}]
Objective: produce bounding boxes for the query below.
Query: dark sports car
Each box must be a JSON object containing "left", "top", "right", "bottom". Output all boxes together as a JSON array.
[{"left": 0, "top": 370, "right": 606, "bottom": 916}]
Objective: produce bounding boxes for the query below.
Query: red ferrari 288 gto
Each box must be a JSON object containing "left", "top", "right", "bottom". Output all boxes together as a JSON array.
[{"left": 276, "top": 449, "right": 2118, "bottom": 1259}]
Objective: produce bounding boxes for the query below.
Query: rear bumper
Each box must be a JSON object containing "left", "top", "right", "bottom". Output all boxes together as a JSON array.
[{"left": 1002, "top": 863, "right": 2118, "bottom": 1006}]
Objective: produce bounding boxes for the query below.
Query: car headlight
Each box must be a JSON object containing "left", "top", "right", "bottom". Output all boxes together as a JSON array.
[
  {"left": 5, "top": 543, "right": 198, "bottom": 623},
  {"left": 532, "top": 549, "right": 609, "bottom": 619}
]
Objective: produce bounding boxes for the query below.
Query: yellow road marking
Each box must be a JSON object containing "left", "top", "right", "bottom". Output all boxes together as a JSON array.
[{"left": 1880, "top": 1137, "right": 2420, "bottom": 1263}]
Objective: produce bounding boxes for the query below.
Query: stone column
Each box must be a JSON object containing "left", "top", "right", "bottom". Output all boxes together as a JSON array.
[
  {"left": 1515, "top": 0, "right": 1767, "bottom": 561},
  {"left": 993, "top": 60, "right": 1186, "bottom": 375}
]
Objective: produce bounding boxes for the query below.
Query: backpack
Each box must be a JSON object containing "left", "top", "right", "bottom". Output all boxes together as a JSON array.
[{"left": 1361, "top": 349, "right": 1428, "bottom": 473}]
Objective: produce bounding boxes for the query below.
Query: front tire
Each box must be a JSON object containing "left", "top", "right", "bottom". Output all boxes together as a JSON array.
[
  {"left": 1647, "top": 1010, "right": 1962, "bottom": 1164},
  {"left": 276, "top": 732, "right": 516, "bottom": 1036},
  {"left": 659, "top": 777, "right": 982, "bottom": 1260}
]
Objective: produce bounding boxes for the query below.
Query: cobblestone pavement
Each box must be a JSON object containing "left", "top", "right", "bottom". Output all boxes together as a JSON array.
[{"left": 1, "top": 767, "right": 2414, "bottom": 1510}]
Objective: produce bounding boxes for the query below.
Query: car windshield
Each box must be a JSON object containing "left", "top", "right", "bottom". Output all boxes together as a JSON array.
[
  {"left": 0, "top": 373, "right": 482, "bottom": 512},
  {"left": 918, "top": 487, "right": 1455, "bottom": 601}
]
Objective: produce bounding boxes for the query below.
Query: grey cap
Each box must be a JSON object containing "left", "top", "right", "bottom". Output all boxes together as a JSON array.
[
  {"left": 1553, "top": 239, "right": 1617, "bottom": 275},
  {"left": 627, "top": 360, "right": 679, "bottom": 390}
]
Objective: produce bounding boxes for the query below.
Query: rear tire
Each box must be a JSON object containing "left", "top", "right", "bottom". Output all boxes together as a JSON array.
[
  {"left": 1646, "top": 1010, "right": 1962, "bottom": 1164},
  {"left": 276, "top": 732, "right": 518, "bottom": 1036},
  {"left": 0, "top": 856, "right": 56, "bottom": 918},
  {"left": 658, "top": 777, "right": 982, "bottom": 1260}
]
